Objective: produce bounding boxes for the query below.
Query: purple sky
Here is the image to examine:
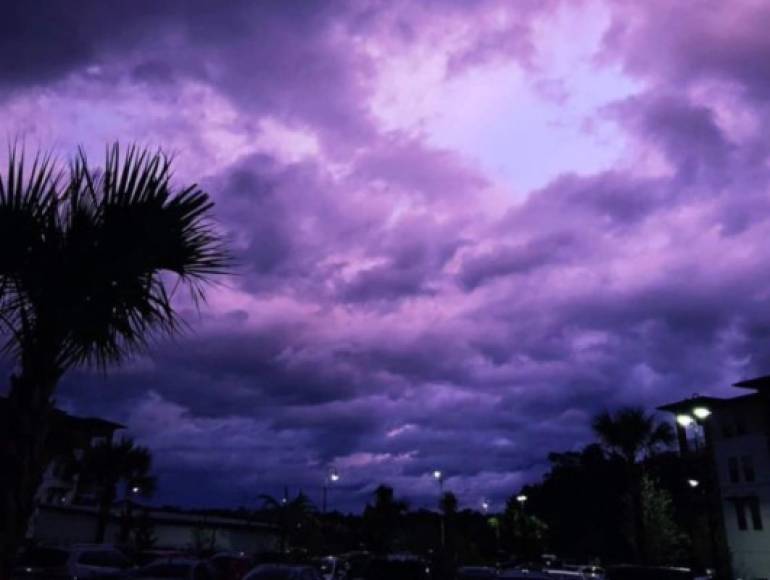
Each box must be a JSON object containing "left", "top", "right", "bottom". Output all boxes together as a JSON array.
[{"left": 4, "top": 0, "right": 770, "bottom": 511}]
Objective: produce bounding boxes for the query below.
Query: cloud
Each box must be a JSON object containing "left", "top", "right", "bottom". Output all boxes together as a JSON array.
[{"left": 3, "top": 0, "right": 770, "bottom": 512}]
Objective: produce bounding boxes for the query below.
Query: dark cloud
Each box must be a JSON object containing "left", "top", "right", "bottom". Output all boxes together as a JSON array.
[{"left": 3, "top": 0, "right": 770, "bottom": 512}]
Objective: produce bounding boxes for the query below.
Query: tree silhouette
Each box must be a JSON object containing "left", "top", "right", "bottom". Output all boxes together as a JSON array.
[
  {"left": 78, "top": 437, "right": 156, "bottom": 543},
  {"left": 259, "top": 491, "right": 317, "bottom": 552},
  {"left": 439, "top": 491, "right": 458, "bottom": 516},
  {"left": 363, "top": 485, "right": 408, "bottom": 553},
  {"left": 0, "top": 144, "right": 228, "bottom": 577},
  {"left": 592, "top": 407, "right": 674, "bottom": 564}
]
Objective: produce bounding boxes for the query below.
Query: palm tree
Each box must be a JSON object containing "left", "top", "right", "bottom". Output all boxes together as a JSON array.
[
  {"left": 592, "top": 407, "right": 674, "bottom": 464},
  {"left": 78, "top": 437, "right": 157, "bottom": 543},
  {"left": 592, "top": 407, "right": 674, "bottom": 564},
  {"left": 439, "top": 491, "right": 458, "bottom": 516},
  {"left": 258, "top": 490, "right": 317, "bottom": 552},
  {"left": 0, "top": 144, "right": 228, "bottom": 577},
  {"left": 363, "top": 485, "right": 408, "bottom": 553}
]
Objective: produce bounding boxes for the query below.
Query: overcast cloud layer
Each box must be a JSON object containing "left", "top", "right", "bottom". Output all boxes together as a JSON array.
[{"left": 3, "top": 0, "right": 770, "bottom": 511}]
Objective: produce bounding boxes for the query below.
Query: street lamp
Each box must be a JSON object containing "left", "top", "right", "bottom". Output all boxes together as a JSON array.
[
  {"left": 131, "top": 486, "right": 141, "bottom": 495},
  {"left": 516, "top": 494, "right": 528, "bottom": 505},
  {"left": 481, "top": 499, "right": 490, "bottom": 514},
  {"left": 432, "top": 470, "right": 446, "bottom": 548},
  {"left": 687, "top": 479, "right": 700, "bottom": 488},
  {"left": 322, "top": 467, "right": 339, "bottom": 513},
  {"left": 432, "top": 470, "right": 445, "bottom": 492},
  {"left": 676, "top": 414, "right": 695, "bottom": 427},
  {"left": 693, "top": 407, "right": 712, "bottom": 420}
]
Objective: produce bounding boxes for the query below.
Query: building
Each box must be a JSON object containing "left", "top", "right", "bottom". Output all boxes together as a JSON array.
[
  {"left": 33, "top": 503, "right": 279, "bottom": 553},
  {"left": 660, "top": 376, "right": 770, "bottom": 580},
  {"left": 1, "top": 397, "right": 280, "bottom": 552},
  {"left": 0, "top": 397, "right": 124, "bottom": 508}
]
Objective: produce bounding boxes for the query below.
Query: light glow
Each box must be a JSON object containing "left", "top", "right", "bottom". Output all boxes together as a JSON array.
[
  {"left": 676, "top": 414, "right": 695, "bottom": 427},
  {"left": 693, "top": 407, "right": 712, "bottom": 420}
]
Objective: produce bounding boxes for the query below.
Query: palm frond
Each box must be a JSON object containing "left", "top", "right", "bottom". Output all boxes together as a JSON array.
[{"left": 0, "top": 142, "right": 231, "bottom": 372}]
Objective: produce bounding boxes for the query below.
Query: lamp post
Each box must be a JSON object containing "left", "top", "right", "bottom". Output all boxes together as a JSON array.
[
  {"left": 322, "top": 467, "right": 339, "bottom": 514},
  {"left": 433, "top": 470, "right": 445, "bottom": 548},
  {"left": 516, "top": 494, "right": 529, "bottom": 558},
  {"left": 675, "top": 401, "right": 721, "bottom": 574}
]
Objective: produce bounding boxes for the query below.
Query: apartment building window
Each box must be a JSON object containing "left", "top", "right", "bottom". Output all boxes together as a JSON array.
[
  {"left": 742, "top": 455, "right": 756, "bottom": 482},
  {"left": 734, "top": 499, "right": 748, "bottom": 530},
  {"left": 749, "top": 497, "right": 763, "bottom": 530},
  {"left": 722, "top": 413, "right": 750, "bottom": 437},
  {"left": 731, "top": 497, "right": 763, "bottom": 531},
  {"left": 729, "top": 457, "right": 740, "bottom": 483},
  {"left": 736, "top": 413, "right": 749, "bottom": 435}
]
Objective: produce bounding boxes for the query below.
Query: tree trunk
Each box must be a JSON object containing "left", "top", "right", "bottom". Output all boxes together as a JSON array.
[
  {"left": 0, "top": 370, "right": 59, "bottom": 580},
  {"left": 95, "top": 487, "right": 117, "bottom": 544},
  {"left": 628, "top": 463, "right": 646, "bottom": 565}
]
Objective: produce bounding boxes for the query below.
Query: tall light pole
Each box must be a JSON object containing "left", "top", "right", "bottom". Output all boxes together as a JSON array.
[
  {"left": 516, "top": 494, "right": 528, "bottom": 558},
  {"left": 322, "top": 467, "right": 340, "bottom": 514},
  {"left": 674, "top": 402, "right": 720, "bottom": 574},
  {"left": 433, "top": 470, "right": 446, "bottom": 548}
]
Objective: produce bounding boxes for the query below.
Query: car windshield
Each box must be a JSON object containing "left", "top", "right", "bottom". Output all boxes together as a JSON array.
[
  {"left": 16, "top": 547, "right": 68, "bottom": 567},
  {"left": 77, "top": 550, "right": 132, "bottom": 569}
]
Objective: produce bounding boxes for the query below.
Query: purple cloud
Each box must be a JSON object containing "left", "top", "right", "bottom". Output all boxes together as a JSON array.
[{"left": 2, "top": 0, "right": 770, "bottom": 512}]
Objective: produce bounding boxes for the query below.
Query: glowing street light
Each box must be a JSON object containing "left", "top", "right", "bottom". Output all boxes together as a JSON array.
[
  {"left": 481, "top": 499, "right": 490, "bottom": 514},
  {"left": 687, "top": 479, "right": 700, "bottom": 488},
  {"left": 433, "top": 470, "right": 443, "bottom": 481},
  {"left": 693, "top": 407, "right": 712, "bottom": 420},
  {"left": 322, "top": 467, "right": 340, "bottom": 513},
  {"left": 516, "top": 494, "right": 528, "bottom": 504},
  {"left": 131, "top": 486, "right": 141, "bottom": 494},
  {"left": 676, "top": 414, "right": 695, "bottom": 427}
]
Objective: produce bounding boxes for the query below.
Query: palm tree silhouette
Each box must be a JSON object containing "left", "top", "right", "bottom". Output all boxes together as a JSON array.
[
  {"left": 0, "top": 144, "right": 228, "bottom": 577},
  {"left": 592, "top": 407, "right": 674, "bottom": 564},
  {"left": 259, "top": 491, "right": 317, "bottom": 553},
  {"left": 79, "top": 437, "right": 156, "bottom": 543},
  {"left": 363, "top": 485, "right": 408, "bottom": 553},
  {"left": 439, "top": 491, "right": 458, "bottom": 516}
]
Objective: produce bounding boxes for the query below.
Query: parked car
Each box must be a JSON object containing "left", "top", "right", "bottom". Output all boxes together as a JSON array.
[
  {"left": 209, "top": 552, "right": 254, "bottom": 580},
  {"left": 574, "top": 566, "right": 604, "bottom": 579},
  {"left": 131, "top": 558, "right": 218, "bottom": 579},
  {"left": 499, "top": 570, "right": 551, "bottom": 579},
  {"left": 311, "top": 556, "right": 344, "bottom": 580},
  {"left": 244, "top": 564, "right": 323, "bottom": 580},
  {"left": 13, "top": 544, "right": 134, "bottom": 579},
  {"left": 605, "top": 566, "right": 710, "bottom": 580},
  {"left": 543, "top": 570, "right": 584, "bottom": 579},
  {"left": 457, "top": 566, "right": 499, "bottom": 578},
  {"left": 364, "top": 555, "right": 430, "bottom": 580}
]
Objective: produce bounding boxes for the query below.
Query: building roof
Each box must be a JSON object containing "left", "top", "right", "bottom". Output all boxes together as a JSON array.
[
  {"left": 659, "top": 375, "right": 770, "bottom": 415},
  {"left": 41, "top": 503, "right": 278, "bottom": 532},
  {"left": 657, "top": 395, "right": 726, "bottom": 414},
  {"left": 0, "top": 397, "right": 124, "bottom": 435},
  {"left": 733, "top": 375, "right": 770, "bottom": 390}
]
